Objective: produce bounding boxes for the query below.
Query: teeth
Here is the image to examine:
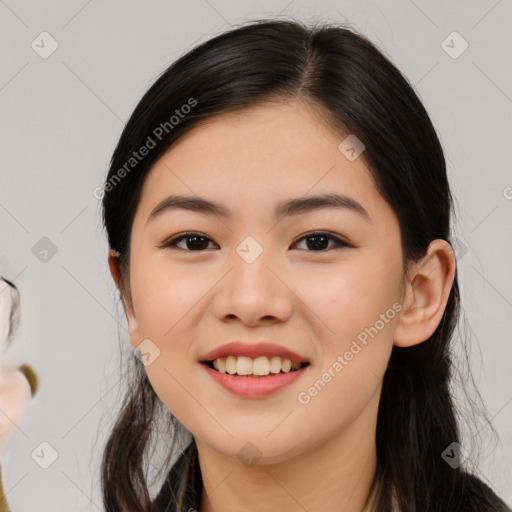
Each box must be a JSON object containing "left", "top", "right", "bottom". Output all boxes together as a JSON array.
[
  {"left": 253, "top": 356, "right": 270, "bottom": 375},
  {"left": 225, "top": 355, "right": 237, "bottom": 374},
  {"left": 269, "top": 356, "right": 282, "bottom": 374},
  {"left": 236, "top": 356, "right": 253, "bottom": 375},
  {"left": 210, "top": 355, "right": 304, "bottom": 376}
]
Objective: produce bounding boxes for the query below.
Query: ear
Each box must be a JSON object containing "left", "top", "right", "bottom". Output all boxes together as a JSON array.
[
  {"left": 393, "top": 239, "right": 456, "bottom": 347},
  {"left": 107, "top": 249, "right": 140, "bottom": 349}
]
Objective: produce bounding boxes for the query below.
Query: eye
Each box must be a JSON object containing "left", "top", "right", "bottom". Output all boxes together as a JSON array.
[
  {"left": 159, "top": 231, "right": 352, "bottom": 252},
  {"left": 292, "top": 231, "right": 352, "bottom": 251},
  {"left": 159, "top": 232, "right": 218, "bottom": 251}
]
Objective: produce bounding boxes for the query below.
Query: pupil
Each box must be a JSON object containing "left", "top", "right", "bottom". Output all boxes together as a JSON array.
[
  {"left": 187, "top": 235, "right": 208, "bottom": 250},
  {"left": 307, "top": 235, "right": 328, "bottom": 250}
]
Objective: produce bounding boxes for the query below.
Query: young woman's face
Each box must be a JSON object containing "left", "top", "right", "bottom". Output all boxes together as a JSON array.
[{"left": 123, "top": 99, "right": 407, "bottom": 463}]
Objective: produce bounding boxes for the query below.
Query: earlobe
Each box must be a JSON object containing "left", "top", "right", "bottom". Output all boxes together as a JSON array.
[
  {"left": 125, "top": 306, "right": 141, "bottom": 349},
  {"left": 393, "top": 239, "right": 456, "bottom": 348}
]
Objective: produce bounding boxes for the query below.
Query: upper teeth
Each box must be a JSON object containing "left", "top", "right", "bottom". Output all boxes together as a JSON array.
[{"left": 212, "top": 356, "right": 303, "bottom": 376}]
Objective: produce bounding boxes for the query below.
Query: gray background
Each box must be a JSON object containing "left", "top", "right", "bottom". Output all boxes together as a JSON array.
[{"left": 0, "top": 0, "right": 511, "bottom": 510}]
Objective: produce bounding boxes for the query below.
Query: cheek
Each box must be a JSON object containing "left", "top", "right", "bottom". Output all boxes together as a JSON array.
[
  {"left": 128, "top": 269, "right": 202, "bottom": 423},
  {"left": 294, "top": 258, "right": 400, "bottom": 414},
  {"left": 296, "top": 259, "right": 400, "bottom": 346},
  {"left": 294, "top": 267, "right": 397, "bottom": 425},
  {"left": 130, "top": 259, "right": 204, "bottom": 339},
  {"left": 143, "top": 363, "right": 199, "bottom": 433}
]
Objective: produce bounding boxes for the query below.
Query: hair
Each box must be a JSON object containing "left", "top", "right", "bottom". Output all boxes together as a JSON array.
[{"left": 100, "top": 18, "right": 511, "bottom": 512}]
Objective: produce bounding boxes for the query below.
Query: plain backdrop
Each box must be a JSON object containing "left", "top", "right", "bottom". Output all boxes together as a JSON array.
[{"left": 0, "top": 0, "right": 511, "bottom": 510}]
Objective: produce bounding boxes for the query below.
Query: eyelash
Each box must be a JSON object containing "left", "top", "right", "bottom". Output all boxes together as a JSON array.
[{"left": 160, "top": 231, "right": 352, "bottom": 252}]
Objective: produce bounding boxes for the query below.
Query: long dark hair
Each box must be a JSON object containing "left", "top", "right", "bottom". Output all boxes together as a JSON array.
[{"left": 100, "top": 18, "right": 510, "bottom": 512}]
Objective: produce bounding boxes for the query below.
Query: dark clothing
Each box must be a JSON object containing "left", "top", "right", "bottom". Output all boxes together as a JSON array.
[
  {"left": 151, "top": 443, "right": 203, "bottom": 512},
  {"left": 151, "top": 443, "right": 511, "bottom": 512}
]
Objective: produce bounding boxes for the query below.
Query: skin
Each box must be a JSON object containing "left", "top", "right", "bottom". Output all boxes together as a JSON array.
[{"left": 108, "top": 99, "right": 455, "bottom": 512}]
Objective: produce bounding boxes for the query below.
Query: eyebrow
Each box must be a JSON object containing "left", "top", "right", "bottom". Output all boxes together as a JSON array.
[{"left": 146, "top": 193, "right": 371, "bottom": 225}]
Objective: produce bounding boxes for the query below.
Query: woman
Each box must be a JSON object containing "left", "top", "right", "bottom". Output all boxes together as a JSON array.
[{"left": 100, "top": 18, "right": 511, "bottom": 512}]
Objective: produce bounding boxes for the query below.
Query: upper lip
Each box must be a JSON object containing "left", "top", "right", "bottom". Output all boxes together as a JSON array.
[{"left": 200, "top": 341, "right": 310, "bottom": 364}]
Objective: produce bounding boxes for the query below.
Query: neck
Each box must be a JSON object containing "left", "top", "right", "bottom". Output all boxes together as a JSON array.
[{"left": 197, "top": 391, "right": 380, "bottom": 512}]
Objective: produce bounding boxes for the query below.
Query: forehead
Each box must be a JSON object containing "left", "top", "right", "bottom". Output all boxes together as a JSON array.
[{"left": 135, "top": 100, "right": 389, "bottom": 224}]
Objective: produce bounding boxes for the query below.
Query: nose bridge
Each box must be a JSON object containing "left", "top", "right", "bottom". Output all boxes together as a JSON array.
[
  {"left": 231, "top": 234, "right": 276, "bottom": 290},
  {"left": 214, "top": 233, "right": 292, "bottom": 324}
]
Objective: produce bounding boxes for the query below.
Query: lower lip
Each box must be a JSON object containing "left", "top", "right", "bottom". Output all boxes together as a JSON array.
[{"left": 200, "top": 363, "right": 309, "bottom": 398}]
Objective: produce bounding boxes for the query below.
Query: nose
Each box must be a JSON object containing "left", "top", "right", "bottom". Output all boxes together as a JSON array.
[{"left": 212, "top": 244, "right": 294, "bottom": 327}]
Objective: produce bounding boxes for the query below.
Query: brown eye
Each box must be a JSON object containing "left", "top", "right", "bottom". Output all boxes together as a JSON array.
[
  {"left": 292, "top": 232, "right": 352, "bottom": 252},
  {"left": 160, "top": 231, "right": 352, "bottom": 252},
  {"left": 161, "top": 232, "right": 217, "bottom": 251}
]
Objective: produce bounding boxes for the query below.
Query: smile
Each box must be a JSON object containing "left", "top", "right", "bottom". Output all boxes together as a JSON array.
[
  {"left": 203, "top": 355, "right": 309, "bottom": 377},
  {"left": 200, "top": 358, "right": 311, "bottom": 398}
]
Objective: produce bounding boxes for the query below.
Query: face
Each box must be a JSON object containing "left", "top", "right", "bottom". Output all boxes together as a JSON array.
[{"left": 120, "top": 99, "right": 407, "bottom": 463}]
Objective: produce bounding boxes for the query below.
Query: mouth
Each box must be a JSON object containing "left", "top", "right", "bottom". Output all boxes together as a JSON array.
[
  {"left": 200, "top": 356, "right": 311, "bottom": 378},
  {"left": 200, "top": 356, "right": 311, "bottom": 398}
]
